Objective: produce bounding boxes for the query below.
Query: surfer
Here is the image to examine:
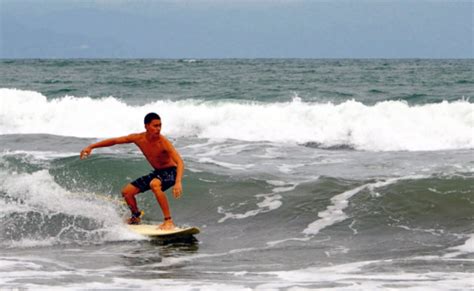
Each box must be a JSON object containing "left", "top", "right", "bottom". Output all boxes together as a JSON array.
[{"left": 79, "top": 112, "right": 184, "bottom": 230}]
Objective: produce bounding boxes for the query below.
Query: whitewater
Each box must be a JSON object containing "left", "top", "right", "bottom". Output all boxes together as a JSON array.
[{"left": 1, "top": 88, "right": 473, "bottom": 151}]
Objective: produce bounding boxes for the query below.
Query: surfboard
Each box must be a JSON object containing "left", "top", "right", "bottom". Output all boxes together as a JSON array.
[{"left": 127, "top": 224, "right": 200, "bottom": 238}]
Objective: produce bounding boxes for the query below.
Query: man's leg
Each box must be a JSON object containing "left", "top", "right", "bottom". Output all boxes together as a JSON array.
[
  {"left": 149, "top": 178, "right": 175, "bottom": 230},
  {"left": 121, "top": 183, "right": 141, "bottom": 214}
]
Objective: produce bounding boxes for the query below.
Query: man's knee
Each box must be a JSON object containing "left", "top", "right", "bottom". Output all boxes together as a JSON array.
[
  {"left": 149, "top": 179, "right": 162, "bottom": 192},
  {"left": 122, "top": 184, "right": 140, "bottom": 197}
]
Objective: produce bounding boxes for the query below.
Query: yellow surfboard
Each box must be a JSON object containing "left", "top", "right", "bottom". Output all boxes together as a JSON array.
[{"left": 127, "top": 224, "right": 200, "bottom": 238}]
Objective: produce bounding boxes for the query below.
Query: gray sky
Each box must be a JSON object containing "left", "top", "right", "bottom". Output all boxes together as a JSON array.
[{"left": 1, "top": 0, "right": 472, "bottom": 58}]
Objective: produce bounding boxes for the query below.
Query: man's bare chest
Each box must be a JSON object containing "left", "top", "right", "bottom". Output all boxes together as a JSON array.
[{"left": 136, "top": 140, "right": 169, "bottom": 160}]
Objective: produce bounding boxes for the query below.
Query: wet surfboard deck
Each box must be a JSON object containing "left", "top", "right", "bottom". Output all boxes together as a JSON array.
[{"left": 127, "top": 224, "right": 200, "bottom": 238}]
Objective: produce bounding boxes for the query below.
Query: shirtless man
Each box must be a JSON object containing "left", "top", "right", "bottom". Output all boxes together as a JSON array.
[{"left": 80, "top": 112, "right": 183, "bottom": 230}]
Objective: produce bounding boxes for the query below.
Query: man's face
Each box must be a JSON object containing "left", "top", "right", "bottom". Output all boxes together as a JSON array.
[{"left": 145, "top": 119, "right": 162, "bottom": 137}]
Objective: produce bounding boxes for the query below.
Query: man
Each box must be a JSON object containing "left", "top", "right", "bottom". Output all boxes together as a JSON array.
[{"left": 80, "top": 112, "right": 184, "bottom": 230}]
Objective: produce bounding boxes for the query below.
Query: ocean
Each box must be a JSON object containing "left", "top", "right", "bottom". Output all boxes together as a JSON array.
[{"left": 0, "top": 59, "right": 473, "bottom": 290}]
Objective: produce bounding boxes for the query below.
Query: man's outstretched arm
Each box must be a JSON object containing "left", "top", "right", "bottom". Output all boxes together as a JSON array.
[{"left": 80, "top": 134, "right": 137, "bottom": 159}]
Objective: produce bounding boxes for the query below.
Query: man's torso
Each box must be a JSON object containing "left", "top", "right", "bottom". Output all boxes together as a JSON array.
[{"left": 133, "top": 133, "right": 176, "bottom": 170}]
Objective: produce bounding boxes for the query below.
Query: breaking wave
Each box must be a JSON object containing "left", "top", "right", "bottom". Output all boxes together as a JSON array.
[{"left": 1, "top": 88, "right": 473, "bottom": 151}]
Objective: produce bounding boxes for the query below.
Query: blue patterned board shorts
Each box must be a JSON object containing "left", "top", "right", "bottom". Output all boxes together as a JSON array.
[{"left": 131, "top": 167, "right": 177, "bottom": 193}]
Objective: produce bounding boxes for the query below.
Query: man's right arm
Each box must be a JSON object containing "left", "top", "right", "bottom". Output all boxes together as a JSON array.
[{"left": 80, "top": 134, "right": 138, "bottom": 159}]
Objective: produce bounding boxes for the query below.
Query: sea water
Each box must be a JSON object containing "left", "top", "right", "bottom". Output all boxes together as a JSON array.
[{"left": 0, "top": 59, "right": 473, "bottom": 290}]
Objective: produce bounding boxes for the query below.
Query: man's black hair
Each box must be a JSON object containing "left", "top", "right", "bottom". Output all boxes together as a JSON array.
[{"left": 144, "top": 112, "right": 161, "bottom": 124}]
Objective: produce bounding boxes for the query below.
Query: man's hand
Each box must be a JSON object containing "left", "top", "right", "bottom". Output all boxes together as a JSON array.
[
  {"left": 173, "top": 182, "right": 183, "bottom": 199},
  {"left": 80, "top": 146, "right": 93, "bottom": 159}
]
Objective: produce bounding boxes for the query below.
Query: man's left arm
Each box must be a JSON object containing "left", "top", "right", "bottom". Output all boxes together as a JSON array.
[{"left": 165, "top": 137, "right": 184, "bottom": 198}]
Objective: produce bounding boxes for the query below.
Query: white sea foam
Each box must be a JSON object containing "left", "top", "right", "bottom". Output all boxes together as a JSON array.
[
  {"left": 263, "top": 260, "right": 474, "bottom": 290},
  {"left": 1, "top": 252, "right": 472, "bottom": 291},
  {"left": 453, "top": 234, "right": 474, "bottom": 253},
  {"left": 0, "top": 169, "right": 142, "bottom": 247},
  {"left": 0, "top": 170, "right": 118, "bottom": 219},
  {"left": 198, "top": 157, "right": 254, "bottom": 170},
  {"left": 278, "top": 163, "right": 306, "bottom": 173},
  {"left": 443, "top": 233, "right": 474, "bottom": 258},
  {"left": 303, "top": 175, "right": 427, "bottom": 235},
  {"left": 218, "top": 193, "right": 283, "bottom": 223},
  {"left": 1, "top": 88, "right": 473, "bottom": 151},
  {"left": 1, "top": 150, "right": 77, "bottom": 161},
  {"left": 302, "top": 185, "right": 366, "bottom": 235}
]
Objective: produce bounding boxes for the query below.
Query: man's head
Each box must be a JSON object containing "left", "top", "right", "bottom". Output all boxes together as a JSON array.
[
  {"left": 144, "top": 112, "right": 161, "bottom": 125},
  {"left": 144, "top": 112, "right": 162, "bottom": 137}
]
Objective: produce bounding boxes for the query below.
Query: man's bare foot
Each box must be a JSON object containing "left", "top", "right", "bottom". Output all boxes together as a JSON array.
[{"left": 158, "top": 219, "right": 176, "bottom": 230}]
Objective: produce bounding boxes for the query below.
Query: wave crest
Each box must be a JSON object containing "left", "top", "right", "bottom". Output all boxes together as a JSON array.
[{"left": 1, "top": 88, "right": 473, "bottom": 151}]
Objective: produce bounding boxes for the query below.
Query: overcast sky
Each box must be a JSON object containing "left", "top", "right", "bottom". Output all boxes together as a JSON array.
[{"left": 1, "top": 0, "right": 472, "bottom": 58}]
